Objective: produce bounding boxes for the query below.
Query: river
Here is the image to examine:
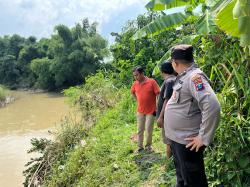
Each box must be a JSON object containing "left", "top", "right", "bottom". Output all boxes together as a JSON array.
[{"left": 0, "top": 91, "right": 73, "bottom": 187}]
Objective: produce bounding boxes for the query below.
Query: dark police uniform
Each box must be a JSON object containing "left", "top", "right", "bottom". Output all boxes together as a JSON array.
[{"left": 164, "top": 45, "right": 221, "bottom": 187}]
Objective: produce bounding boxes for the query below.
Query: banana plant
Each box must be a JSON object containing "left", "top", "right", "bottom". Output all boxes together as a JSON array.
[
  {"left": 145, "top": 0, "right": 204, "bottom": 11},
  {"left": 216, "top": 0, "right": 250, "bottom": 54},
  {"left": 132, "top": 12, "right": 187, "bottom": 40},
  {"left": 133, "top": 0, "right": 216, "bottom": 40},
  {"left": 133, "top": 0, "right": 250, "bottom": 55}
]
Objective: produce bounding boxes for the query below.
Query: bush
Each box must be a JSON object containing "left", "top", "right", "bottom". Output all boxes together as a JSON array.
[
  {"left": 23, "top": 117, "right": 87, "bottom": 187},
  {"left": 63, "top": 72, "right": 125, "bottom": 127},
  {"left": 0, "top": 85, "right": 8, "bottom": 101}
]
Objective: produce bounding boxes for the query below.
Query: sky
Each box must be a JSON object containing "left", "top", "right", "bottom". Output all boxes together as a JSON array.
[{"left": 0, "top": 0, "right": 148, "bottom": 43}]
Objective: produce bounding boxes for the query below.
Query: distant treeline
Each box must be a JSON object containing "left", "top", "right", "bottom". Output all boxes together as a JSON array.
[{"left": 0, "top": 18, "right": 109, "bottom": 90}]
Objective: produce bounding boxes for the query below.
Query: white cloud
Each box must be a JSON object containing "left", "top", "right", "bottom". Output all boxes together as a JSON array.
[{"left": 0, "top": 0, "right": 148, "bottom": 39}]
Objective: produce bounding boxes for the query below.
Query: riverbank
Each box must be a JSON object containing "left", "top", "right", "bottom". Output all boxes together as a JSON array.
[
  {"left": 0, "top": 95, "right": 15, "bottom": 107},
  {"left": 0, "top": 87, "right": 62, "bottom": 108},
  {"left": 0, "top": 85, "right": 14, "bottom": 107},
  {"left": 24, "top": 90, "right": 174, "bottom": 186},
  {"left": 23, "top": 74, "right": 175, "bottom": 186}
]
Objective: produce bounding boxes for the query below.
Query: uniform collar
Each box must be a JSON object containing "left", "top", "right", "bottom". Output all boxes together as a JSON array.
[
  {"left": 175, "top": 63, "right": 197, "bottom": 84},
  {"left": 165, "top": 74, "right": 176, "bottom": 81},
  {"left": 177, "top": 63, "right": 198, "bottom": 78}
]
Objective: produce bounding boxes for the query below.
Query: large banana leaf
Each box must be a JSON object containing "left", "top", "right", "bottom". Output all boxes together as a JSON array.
[
  {"left": 145, "top": 0, "right": 204, "bottom": 11},
  {"left": 233, "top": 0, "right": 250, "bottom": 18},
  {"left": 215, "top": 0, "right": 250, "bottom": 47},
  {"left": 233, "top": 0, "right": 250, "bottom": 47},
  {"left": 209, "top": 0, "right": 233, "bottom": 16},
  {"left": 196, "top": 9, "right": 216, "bottom": 34},
  {"left": 132, "top": 12, "right": 187, "bottom": 40},
  {"left": 145, "top": 0, "right": 174, "bottom": 11},
  {"left": 215, "top": 0, "right": 239, "bottom": 37}
]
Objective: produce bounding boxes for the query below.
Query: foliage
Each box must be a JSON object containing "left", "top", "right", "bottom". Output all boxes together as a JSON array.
[
  {"left": 136, "top": 0, "right": 250, "bottom": 56},
  {"left": 0, "top": 18, "right": 108, "bottom": 90},
  {"left": 216, "top": 0, "right": 250, "bottom": 52},
  {"left": 196, "top": 36, "right": 250, "bottom": 186},
  {"left": 0, "top": 55, "right": 20, "bottom": 88},
  {"left": 30, "top": 58, "right": 55, "bottom": 90},
  {"left": 110, "top": 13, "right": 178, "bottom": 85},
  {"left": 132, "top": 12, "right": 187, "bottom": 40},
  {"left": 38, "top": 91, "right": 176, "bottom": 187},
  {"left": 0, "top": 85, "right": 8, "bottom": 101},
  {"left": 23, "top": 73, "right": 125, "bottom": 186},
  {"left": 23, "top": 119, "right": 86, "bottom": 187},
  {"left": 64, "top": 72, "right": 124, "bottom": 125}
]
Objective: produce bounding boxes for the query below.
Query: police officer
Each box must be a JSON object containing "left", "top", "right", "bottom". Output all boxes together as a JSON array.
[{"left": 164, "top": 44, "right": 221, "bottom": 187}]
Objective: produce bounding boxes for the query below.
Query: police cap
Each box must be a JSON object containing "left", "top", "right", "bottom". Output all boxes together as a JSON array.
[{"left": 171, "top": 44, "right": 193, "bottom": 62}]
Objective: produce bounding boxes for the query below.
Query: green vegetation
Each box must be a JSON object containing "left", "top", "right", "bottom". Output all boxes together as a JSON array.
[
  {"left": 137, "top": 0, "right": 250, "bottom": 54},
  {"left": 24, "top": 74, "right": 175, "bottom": 186},
  {"left": 41, "top": 91, "right": 175, "bottom": 187},
  {"left": 19, "top": 1, "right": 250, "bottom": 186},
  {"left": 0, "top": 85, "right": 8, "bottom": 101},
  {"left": 24, "top": 42, "right": 250, "bottom": 186},
  {"left": 0, "top": 18, "right": 109, "bottom": 90}
]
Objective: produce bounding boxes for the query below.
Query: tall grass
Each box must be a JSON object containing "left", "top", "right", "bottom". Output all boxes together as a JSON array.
[
  {"left": 0, "top": 85, "right": 7, "bottom": 101},
  {"left": 202, "top": 40, "right": 250, "bottom": 186}
]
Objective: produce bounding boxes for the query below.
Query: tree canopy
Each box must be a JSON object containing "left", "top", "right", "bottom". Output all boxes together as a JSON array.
[{"left": 0, "top": 18, "right": 109, "bottom": 90}]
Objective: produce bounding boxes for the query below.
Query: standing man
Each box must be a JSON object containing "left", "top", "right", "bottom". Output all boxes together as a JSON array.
[
  {"left": 164, "top": 44, "right": 221, "bottom": 187},
  {"left": 156, "top": 61, "right": 176, "bottom": 159},
  {"left": 131, "top": 66, "right": 160, "bottom": 153}
]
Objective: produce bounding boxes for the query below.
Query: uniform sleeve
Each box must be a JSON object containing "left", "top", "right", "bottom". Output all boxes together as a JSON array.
[
  {"left": 163, "top": 81, "right": 174, "bottom": 100},
  {"left": 189, "top": 74, "right": 221, "bottom": 146},
  {"left": 151, "top": 79, "right": 160, "bottom": 95}
]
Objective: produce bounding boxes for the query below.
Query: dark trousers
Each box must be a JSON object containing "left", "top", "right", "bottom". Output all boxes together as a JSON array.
[{"left": 170, "top": 141, "right": 208, "bottom": 187}]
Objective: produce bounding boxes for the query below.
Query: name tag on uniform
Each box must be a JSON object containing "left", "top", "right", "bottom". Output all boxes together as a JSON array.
[
  {"left": 172, "top": 91, "right": 179, "bottom": 103},
  {"left": 171, "top": 84, "right": 182, "bottom": 103}
]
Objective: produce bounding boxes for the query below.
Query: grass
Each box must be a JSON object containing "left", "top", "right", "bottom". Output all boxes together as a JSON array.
[
  {"left": 0, "top": 85, "right": 8, "bottom": 101},
  {"left": 44, "top": 93, "right": 176, "bottom": 187}
]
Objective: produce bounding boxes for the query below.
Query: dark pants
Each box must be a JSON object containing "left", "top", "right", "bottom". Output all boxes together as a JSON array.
[{"left": 170, "top": 141, "right": 208, "bottom": 187}]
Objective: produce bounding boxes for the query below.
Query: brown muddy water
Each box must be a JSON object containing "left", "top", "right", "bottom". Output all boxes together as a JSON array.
[{"left": 0, "top": 91, "right": 73, "bottom": 187}]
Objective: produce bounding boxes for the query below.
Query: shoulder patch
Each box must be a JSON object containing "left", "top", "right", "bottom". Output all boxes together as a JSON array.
[{"left": 192, "top": 74, "right": 204, "bottom": 91}]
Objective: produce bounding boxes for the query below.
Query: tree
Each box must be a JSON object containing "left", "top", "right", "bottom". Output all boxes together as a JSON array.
[
  {"left": 8, "top": 34, "right": 25, "bottom": 58},
  {"left": 0, "top": 55, "right": 20, "bottom": 86},
  {"left": 30, "top": 58, "right": 55, "bottom": 90}
]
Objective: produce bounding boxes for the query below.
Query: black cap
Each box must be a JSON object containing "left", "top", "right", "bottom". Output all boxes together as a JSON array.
[{"left": 171, "top": 44, "right": 193, "bottom": 62}]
